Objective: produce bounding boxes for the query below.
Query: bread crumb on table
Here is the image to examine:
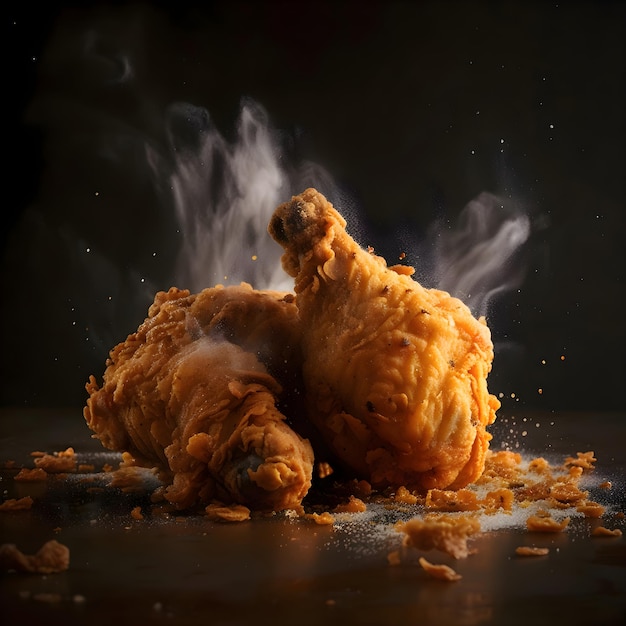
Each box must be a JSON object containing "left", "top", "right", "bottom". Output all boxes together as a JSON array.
[
  {"left": 397, "top": 514, "right": 480, "bottom": 559},
  {"left": 14, "top": 468, "right": 48, "bottom": 482},
  {"left": 0, "top": 496, "right": 34, "bottom": 512},
  {"left": 418, "top": 556, "right": 462, "bottom": 581},
  {"left": 205, "top": 503, "right": 251, "bottom": 522},
  {"left": 515, "top": 546, "right": 550, "bottom": 556},
  {"left": 33, "top": 448, "right": 77, "bottom": 473},
  {"left": 526, "top": 513, "right": 570, "bottom": 532},
  {"left": 0, "top": 540, "right": 70, "bottom": 574}
]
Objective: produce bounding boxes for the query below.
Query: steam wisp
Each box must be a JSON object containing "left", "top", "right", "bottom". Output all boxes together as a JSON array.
[
  {"left": 147, "top": 98, "right": 529, "bottom": 315},
  {"left": 149, "top": 99, "right": 337, "bottom": 293},
  {"left": 429, "top": 192, "right": 530, "bottom": 317}
]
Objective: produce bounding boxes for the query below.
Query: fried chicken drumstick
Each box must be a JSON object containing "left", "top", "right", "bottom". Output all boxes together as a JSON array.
[
  {"left": 269, "top": 188, "right": 500, "bottom": 491},
  {"left": 84, "top": 283, "right": 314, "bottom": 512}
]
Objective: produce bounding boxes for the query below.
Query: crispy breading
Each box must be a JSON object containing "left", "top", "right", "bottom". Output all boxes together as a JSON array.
[
  {"left": 269, "top": 188, "right": 500, "bottom": 491},
  {"left": 84, "top": 283, "right": 314, "bottom": 512}
]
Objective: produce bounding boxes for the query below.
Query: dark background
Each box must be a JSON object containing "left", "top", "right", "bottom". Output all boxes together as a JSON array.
[{"left": 3, "top": 0, "right": 625, "bottom": 413}]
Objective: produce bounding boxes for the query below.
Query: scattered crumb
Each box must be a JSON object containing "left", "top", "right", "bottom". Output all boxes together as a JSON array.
[
  {"left": 387, "top": 549, "right": 402, "bottom": 566},
  {"left": 334, "top": 496, "right": 367, "bottom": 513},
  {"left": 576, "top": 501, "right": 605, "bottom": 518},
  {"left": 0, "top": 496, "right": 34, "bottom": 511},
  {"left": 515, "top": 546, "right": 550, "bottom": 556},
  {"left": 307, "top": 512, "right": 335, "bottom": 525},
  {"left": 0, "top": 540, "right": 70, "bottom": 574},
  {"left": 397, "top": 514, "right": 480, "bottom": 559},
  {"left": 418, "top": 556, "right": 462, "bottom": 581},
  {"left": 109, "top": 465, "right": 148, "bottom": 493},
  {"left": 563, "top": 451, "right": 596, "bottom": 470},
  {"left": 33, "top": 448, "right": 76, "bottom": 473},
  {"left": 205, "top": 503, "right": 251, "bottom": 522},
  {"left": 78, "top": 463, "right": 96, "bottom": 473},
  {"left": 394, "top": 486, "right": 419, "bottom": 505},
  {"left": 591, "top": 526, "right": 623, "bottom": 538},
  {"left": 131, "top": 506, "right": 144, "bottom": 521},
  {"left": 14, "top": 467, "right": 48, "bottom": 482},
  {"left": 526, "top": 513, "right": 570, "bottom": 532},
  {"left": 425, "top": 488, "right": 479, "bottom": 512},
  {"left": 317, "top": 462, "right": 334, "bottom": 479}
]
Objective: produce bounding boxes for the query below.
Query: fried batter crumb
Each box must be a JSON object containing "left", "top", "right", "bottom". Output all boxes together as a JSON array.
[
  {"left": 394, "top": 486, "right": 419, "bottom": 505},
  {"left": 205, "top": 503, "right": 251, "bottom": 522},
  {"left": 33, "top": 448, "right": 77, "bottom": 473},
  {"left": 481, "top": 488, "right": 514, "bottom": 513},
  {"left": 307, "top": 511, "right": 335, "bottom": 525},
  {"left": 515, "top": 546, "right": 550, "bottom": 556},
  {"left": 591, "top": 526, "right": 623, "bottom": 538},
  {"left": 576, "top": 501, "right": 605, "bottom": 518},
  {"left": 425, "top": 488, "right": 479, "bottom": 512},
  {"left": 131, "top": 506, "right": 144, "bottom": 520},
  {"left": 14, "top": 467, "right": 48, "bottom": 482},
  {"left": 333, "top": 496, "right": 367, "bottom": 513},
  {"left": 0, "top": 496, "right": 34, "bottom": 511},
  {"left": 418, "top": 556, "right": 462, "bottom": 581},
  {"left": 526, "top": 513, "right": 570, "bottom": 532},
  {"left": 563, "top": 451, "right": 596, "bottom": 470},
  {"left": 387, "top": 549, "right": 402, "bottom": 566},
  {"left": 317, "top": 461, "right": 334, "bottom": 479},
  {"left": 398, "top": 514, "right": 480, "bottom": 559},
  {"left": 0, "top": 540, "right": 70, "bottom": 574}
]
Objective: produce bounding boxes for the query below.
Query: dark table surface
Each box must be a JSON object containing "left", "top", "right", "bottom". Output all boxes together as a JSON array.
[{"left": 1, "top": 408, "right": 625, "bottom": 626}]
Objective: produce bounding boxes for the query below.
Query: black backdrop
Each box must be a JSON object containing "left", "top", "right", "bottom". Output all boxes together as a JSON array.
[{"left": 3, "top": 0, "right": 625, "bottom": 413}]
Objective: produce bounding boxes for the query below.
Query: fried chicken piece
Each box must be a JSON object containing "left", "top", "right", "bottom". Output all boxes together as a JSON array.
[
  {"left": 269, "top": 188, "right": 500, "bottom": 491},
  {"left": 84, "top": 283, "right": 314, "bottom": 512}
]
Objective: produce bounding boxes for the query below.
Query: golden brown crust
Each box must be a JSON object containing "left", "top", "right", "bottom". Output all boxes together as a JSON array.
[
  {"left": 269, "top": 189, "right": 499, "bottom": 491},
  {"left": 84, "top": 284, "right": 314, "bottom": 512}
]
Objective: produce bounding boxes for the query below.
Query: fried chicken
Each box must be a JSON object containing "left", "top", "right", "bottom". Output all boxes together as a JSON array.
[
  {"left": 84, "top": 283, "right": 314, "bottom": 512},
  {"left": 269, "top": 188, "right": 500, "bottom": 491}
]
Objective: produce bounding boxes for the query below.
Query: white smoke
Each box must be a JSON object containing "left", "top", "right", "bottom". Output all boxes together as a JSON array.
[
  {"left": 147, "top": 98, "right": 338, "bottom": 293},
  {"left": 431, "top": 192, "right": 530, "bottom": 317},
  {"left": 146, "top": 97, "right": 529, "bottom": 310}
]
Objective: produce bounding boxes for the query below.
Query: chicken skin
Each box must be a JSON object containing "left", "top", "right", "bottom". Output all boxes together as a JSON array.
[
  {"left": 269, "top": 188, "right": 500, "bottom": 492},
  {"left": 84, "top": 283, "right": 314, "bottom": 512}
]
